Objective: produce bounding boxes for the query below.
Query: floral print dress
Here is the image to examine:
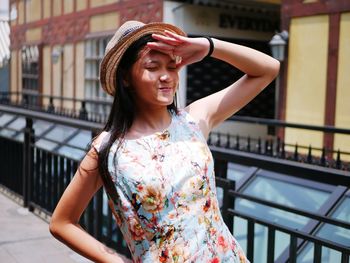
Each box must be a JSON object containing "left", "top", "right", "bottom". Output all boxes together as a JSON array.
[{"left": 95, "top": 110, "right": 249, "bottom": 263}]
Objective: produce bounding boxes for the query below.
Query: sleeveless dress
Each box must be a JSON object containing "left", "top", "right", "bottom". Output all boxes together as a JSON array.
[{"left": 95, "top": 110, "right": 249, "bottom": 263}]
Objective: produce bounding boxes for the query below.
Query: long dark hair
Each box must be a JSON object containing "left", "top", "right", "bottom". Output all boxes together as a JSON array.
[{"left": 97, "top": 34, "right": 178, "bottom": 198}]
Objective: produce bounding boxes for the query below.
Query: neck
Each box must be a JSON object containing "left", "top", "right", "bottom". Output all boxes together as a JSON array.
[{"left": 129, "top": 106, "right": 172, "bottom": 136}]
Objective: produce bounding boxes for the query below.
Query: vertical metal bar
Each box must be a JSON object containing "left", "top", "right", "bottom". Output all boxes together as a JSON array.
[
  {"left": 225, "top": 133, "right": 230, "bottom": 148},
  {"left": 294, "top": 144, "right": 299, "bottom": 161},
  {"left": 95, "top": 189, "right": 103, "bottom": 240},
  {"left": 320, "top": 147, "right": 326, "bottom": 166},
  {"left": 41, "top": 150, "right": 47, "bottom": 208},
  {"left": 281, "top": 141, "right": 285, "bottom": 159},
  {"left": 247, "top": 220, "right": 255, "bottom": 262},
  {"left": 52, "top": 154, "right": 58, "bottom": 211},
  {"left": 336, "top": 149, "right": 341, "bottom": 169},
  {"left": 34, "top": 148, "right": 40, "bottom": 204},
  {"left": 289, "top": 235, "right": 297, "bottom": 263},
  {"left": 257, "top": 137, "right": 261, "bottom": 154},
  {"left": 23, "top": 117, "right": 33, "bottom": 207},
  {"left": 267, "top": 227, "right": 275, "bottom": 263},
  {"left": 341, "top": 252, "right": 349, "bottom": 263},
  {"left": 222, "top": 180, "right": 235, "bottom": 234},
  {"left": 28, "top": 134, "right": 34, "bottom": 211},
  {"left": 59, "top": 157, "right": 65, "bottom": 196},
  {"left": 313, "top": 243, "right": 322, "bottom": 263},
  {"left": 65, "top": 158, "right": 72, "bottom": 189},
  {"left": 47, "top": 153, "right": 52, "bottom": 212},
  {"left": 247, "top": 136, "right": 251, "bottom": 152},
  {"left": 214, "top": 159, "right": 228, "bottom": 179}
]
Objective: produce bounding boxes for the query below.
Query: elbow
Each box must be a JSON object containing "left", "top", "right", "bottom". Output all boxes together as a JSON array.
[
  {"left": 49, "top": 216, "right": 64, "bottom": 240},
  {"left": 49, "top": 218, "right": 59, "bottom": 238},
  {"left": 270, "top": 58, "right": 280, "bottom": 79}
]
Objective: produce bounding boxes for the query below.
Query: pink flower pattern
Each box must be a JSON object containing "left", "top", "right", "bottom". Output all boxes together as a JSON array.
[{"left": 102, "top": 110, "right": 249, "bottom": 262}]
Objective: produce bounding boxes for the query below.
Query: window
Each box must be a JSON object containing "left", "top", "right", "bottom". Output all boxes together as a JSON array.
[
  {"left": 297, "top": 194, "right": 350, "bottom": 263},
  {"left": 233, "top": 171, "right": 334, "bottom": 262},
  {"left": 0, "top": 113, "right": 91, "bottom": 161},
  {"left": 22, "top": 45, "right": 41, "bottom": 106},
  {"left": 84, "top": 37, "right": 112, "bottom": 118}
]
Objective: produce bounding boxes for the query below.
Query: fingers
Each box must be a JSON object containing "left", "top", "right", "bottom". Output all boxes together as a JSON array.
[
  {"left": 164, "top": 30, "right": 187, "bottom": 42},
  {"left": 151, "top": 33, "right": 181, "bottom": 46},
  {"left": 146, "top": 41, "right": 174, "bottom": 53}
]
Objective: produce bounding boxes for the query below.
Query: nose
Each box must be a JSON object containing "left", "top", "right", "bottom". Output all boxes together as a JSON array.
[{"left": 160, "top": 73, "right": 170, "bottom": 82}]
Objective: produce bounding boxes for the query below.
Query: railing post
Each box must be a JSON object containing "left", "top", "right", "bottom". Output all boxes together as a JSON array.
[
  {"left": 214, "top": 159, "right": 228, "bottom": 179},
  {"left": 48, "top": 96, "right": 55, "bottom": 113},
  {"left": 23, "top": 117, "right": 34, "bottom": 209},
  {"left": 79, "top": 100, "right": 88, "bottom": 120},
  {"left": 222, "top": 179, "right": 235, "bottom": 234}
]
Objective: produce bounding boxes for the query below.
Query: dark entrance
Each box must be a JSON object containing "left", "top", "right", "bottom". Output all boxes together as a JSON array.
[{"left": 186, "top": 37, "right": 275, "bottom": 119}]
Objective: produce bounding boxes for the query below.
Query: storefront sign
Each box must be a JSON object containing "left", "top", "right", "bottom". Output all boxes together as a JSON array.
[{"left": 219, "top": 13, "right": 278, "bottom": 32}]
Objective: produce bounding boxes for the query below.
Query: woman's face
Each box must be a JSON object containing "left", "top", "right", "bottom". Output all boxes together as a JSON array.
[{"left": 126, "top": 48, "right": 179, "bottom": 109}]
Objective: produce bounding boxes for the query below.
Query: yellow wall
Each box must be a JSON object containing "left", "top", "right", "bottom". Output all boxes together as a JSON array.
[
  {"left": 53, "top": 0, "right": 62, "bottom": 17},
  {"left": 10, "top": 51, "right": 17, "bottom": 97},
  {"left": 63, "top": 44, "right": 74, "bottom": 109},
  {"left": 18, "top": 0, "right": 24, "bottom": 24},
  {"left": 334, "top": 12, "right": 350, "bottom": 160},
  {"left": 90, "top": 0, "right": 118, "bottom": 8},
  {"left": 64, "top": 0, "right": 74, "bottom": 14},
  {"left": 43, "top": 0, "right": 51, "bottom": 19},
  {"left": 285, "top": 15, "right": 329, "bottom": 153},
  {"left": 18, "top": 50, "right": 22, "bottom": 94},
  {"left": 90, "top": 12, "right": 120, "bottom": 33},
  {"left": 77, "top": 0, "right": 88, "bottom": 11},
  {"left": 26, "top": 27, "right": 42, "bottom": 42},
  {"left": 26, "top": 0, "right": 41, "bottom": 22},
  {"left": 42, "top": 46, "right": 51, "bottom": 107},
  {"left": 75, "top": 42, "right": 85, "bottom": 110}
]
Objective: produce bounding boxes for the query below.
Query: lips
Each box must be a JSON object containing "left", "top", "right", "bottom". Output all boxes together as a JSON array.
[{"left": 159, "top": 87, "right": 173, "bottom": 92}]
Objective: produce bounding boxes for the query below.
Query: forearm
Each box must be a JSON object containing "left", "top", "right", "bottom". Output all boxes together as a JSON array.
[
  {"left": 211, "top": 38, "right": 280, "bottom": 78},
  {"left": 50, "top": 222, "right": 130, "bottom": 263}
]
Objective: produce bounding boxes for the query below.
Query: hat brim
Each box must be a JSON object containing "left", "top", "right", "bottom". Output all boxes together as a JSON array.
[{"left": 100, "top": 22, "right": 186, "bottom": 96}]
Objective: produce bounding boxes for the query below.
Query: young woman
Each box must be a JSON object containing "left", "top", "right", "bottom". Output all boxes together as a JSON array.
[{"left": 49, "top": 21, "right": 279, "bottom": 263}]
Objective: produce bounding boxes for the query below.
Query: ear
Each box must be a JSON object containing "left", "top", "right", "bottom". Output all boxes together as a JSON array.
[{"left": 121, "top": 70, "right": 130, "bottom": 87}]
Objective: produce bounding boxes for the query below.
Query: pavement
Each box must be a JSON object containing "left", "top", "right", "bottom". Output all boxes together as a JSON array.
[{"left": 0, "top": 187, "right": 93, "bottom": 263}]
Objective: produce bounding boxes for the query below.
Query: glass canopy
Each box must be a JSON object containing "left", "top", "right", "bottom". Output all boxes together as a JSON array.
[{"left": 0, "top": 113, "right": 91, "bottom": 160}]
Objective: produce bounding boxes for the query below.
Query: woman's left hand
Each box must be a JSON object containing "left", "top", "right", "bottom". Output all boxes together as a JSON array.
[{"left": 147, "top": 30, "right": 210, "bottom": 68}]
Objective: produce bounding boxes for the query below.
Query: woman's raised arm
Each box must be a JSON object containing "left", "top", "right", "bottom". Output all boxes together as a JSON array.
[
  {"left": 148, "top": 32, "right": 280, "bottom": 138},
  {"left": 186, "top": 38, "right": 280, "bottom": 138}
]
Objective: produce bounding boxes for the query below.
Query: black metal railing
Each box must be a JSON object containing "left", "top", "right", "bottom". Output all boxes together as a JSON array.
[
  {"left": 0, "top": 103, "right": 349, "bottom": 262},
  {"left": 208, "top": 116, "right": 350, "bottom": 171},
  {"left": 2, "top": 91, "right": 349, "bottom": 172},
  {"left": 0, "top": 91, "right": 112, "bottom": 123}
]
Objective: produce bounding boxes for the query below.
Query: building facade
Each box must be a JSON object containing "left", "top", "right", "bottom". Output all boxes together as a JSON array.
[
  {"left": 8, "top": 0, "right": 350, "bottom": 156},
  {"left": 280, "top": 0, "right": 350, "bottom": 158},
  {"left": 9, "top": 0, "right": 280, "bottom": 137}
]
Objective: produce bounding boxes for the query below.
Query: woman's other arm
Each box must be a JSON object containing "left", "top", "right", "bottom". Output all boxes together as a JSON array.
[
  {"left": 148, "top": 32, "right": 280, "bottom": 138},
  {"left": 185, "top": 38, "right": 280, "bottom": 138},
  {"left": 49, "top": 146, "right": 131, "bottom": 263}
]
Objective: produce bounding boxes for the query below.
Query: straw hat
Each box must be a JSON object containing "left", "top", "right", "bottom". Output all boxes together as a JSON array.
[{"left": 99, "top": 20, "right": 186, "bottom": 96}]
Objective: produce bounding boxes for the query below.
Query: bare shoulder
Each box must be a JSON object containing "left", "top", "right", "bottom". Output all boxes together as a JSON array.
[{"left": 92, "top": 131, "right": 109, "bottom": 153}]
